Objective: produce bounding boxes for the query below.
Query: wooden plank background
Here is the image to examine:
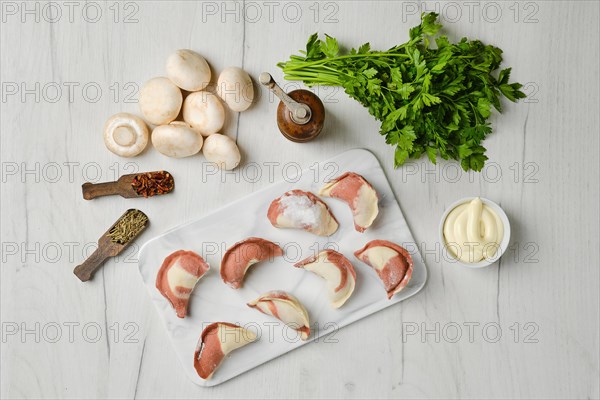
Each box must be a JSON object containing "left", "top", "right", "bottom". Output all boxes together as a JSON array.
[{"left": 1, "top": 1, "right": 598, "bottom": 398}]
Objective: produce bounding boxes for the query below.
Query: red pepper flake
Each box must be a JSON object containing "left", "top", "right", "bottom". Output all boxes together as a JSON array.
[{"left": 131, "top": 171, "right": 174, "bottom": 198}]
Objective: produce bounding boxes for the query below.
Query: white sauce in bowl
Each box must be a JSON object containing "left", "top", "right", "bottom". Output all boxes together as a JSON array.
[{"left": 443, "top": 197, "right": 504, "bottom": 264}]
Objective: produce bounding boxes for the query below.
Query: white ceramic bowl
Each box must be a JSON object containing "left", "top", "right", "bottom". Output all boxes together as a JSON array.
[{"left": 438, "top": 197, "right": 511, "bottom": 268}]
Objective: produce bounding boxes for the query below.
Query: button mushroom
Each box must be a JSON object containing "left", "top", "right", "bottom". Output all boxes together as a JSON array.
[
  {"left": 166, "top": 49, "right": 211, "bottom": 92},
  {"left": 182, "top": 91, "right": 225, "bottom": 136},
  {"left": 202, "top": 134, "right": 241, "bottom": 170},
  {"left": 139, "top": 77, "right": 183, "bottom": 125},
  {"left": 216, "top": 67, "right": 254, "bottom": 112},
  {"left": 151, "top": 121, "right": 203, "bottom": 158},
  {"left": 103, "top": 113, "right": 149, "bottom": 157}
]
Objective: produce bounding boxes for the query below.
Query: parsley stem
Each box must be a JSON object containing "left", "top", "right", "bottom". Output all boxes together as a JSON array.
[{"left": 279, "top": 52, "right": 411, "bottom": 72}]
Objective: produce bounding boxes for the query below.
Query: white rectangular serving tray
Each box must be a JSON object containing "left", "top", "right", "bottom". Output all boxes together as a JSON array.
[{"left": 138, "top": 148, "right": 427, "bottom": 387}]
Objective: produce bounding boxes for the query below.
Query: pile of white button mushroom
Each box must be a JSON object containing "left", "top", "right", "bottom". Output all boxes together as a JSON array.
[{"left": 103, "top": 49, "right": 253, "bottom": 170}]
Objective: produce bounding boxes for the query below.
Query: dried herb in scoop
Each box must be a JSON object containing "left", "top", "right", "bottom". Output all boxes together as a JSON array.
[
  {"left": 107, "top": 209, "right": 148, "bottom": 244},
  {"left": 278, "top": 12, "right": 526, "bottom": 171}
]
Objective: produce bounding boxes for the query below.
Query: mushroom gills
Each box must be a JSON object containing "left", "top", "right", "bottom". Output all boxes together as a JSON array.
[{"left": 103, "top": 112, "right": 149, "bottom": 157}]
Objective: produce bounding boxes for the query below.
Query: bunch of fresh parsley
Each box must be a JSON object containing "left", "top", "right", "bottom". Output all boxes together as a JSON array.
[{"left": 277, "top": 13, "right": 526, "bottom": 171}]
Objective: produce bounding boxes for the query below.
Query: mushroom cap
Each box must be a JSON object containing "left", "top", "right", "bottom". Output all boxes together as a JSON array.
[
  {"left": 216, "top": 67, "right": 254, "bottom": 112},
  {"left": 166, "top": 49, "right": 211, "bottom": 92},
  {"left": 202, "top": 134, "right": 241, "bottom": 170},
  {"left": 152, "top": 121, "right": 203, "bottom": 158},
  {"left": 139, "top": 77, "right": 183, "bottom": 125},
  {"left": 103, "top": 113, "right": 149, "bottom": 157},
  {"left": 182, "top": 91, "right": 225, "bottom": 137}
]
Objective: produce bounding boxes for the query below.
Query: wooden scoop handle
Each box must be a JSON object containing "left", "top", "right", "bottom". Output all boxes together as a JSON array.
[
  {"left": 73, "top": 246, "right": 111, "bottom": 281},
  {"left": 82, "top": 181, "right": 123, "bottom": 200}
]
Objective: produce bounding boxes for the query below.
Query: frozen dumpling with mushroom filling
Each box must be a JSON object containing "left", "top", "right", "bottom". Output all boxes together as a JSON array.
[
  {"left": 194, "top": 322, "right": 257, "bottom": 380},
  {"left": 267, "top": 190, "right": 338, "bottom": 236},
  {"left": 294, "top": 250, "right": 356, "bottom": 308},
  {"left": 156, "top": 250, "right": 210, "bottom": 318},
  {"left": 247, "top": 291, "right": 310, "bottom": 340},
  {"left": 354, "top": 240, "right": 413, "bottom": 299},
  {"left": 319, "top": 172, "right": 379, "bottom": 232},
  {"left": 220, "top": 237, "right": 284, "bottom": 289}
]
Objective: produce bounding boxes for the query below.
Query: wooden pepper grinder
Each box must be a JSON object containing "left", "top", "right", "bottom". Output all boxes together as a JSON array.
[{"left": 260, "top": 72, "right": 325, "bottom": 142}]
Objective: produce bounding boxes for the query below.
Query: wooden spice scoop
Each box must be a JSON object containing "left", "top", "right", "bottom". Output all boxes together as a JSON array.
[
  {"left": 82, "top": 171, "right": 174, "bottom": 200},
  {"left": 74, "top": 209, "right": 149, "bottom": 282}
]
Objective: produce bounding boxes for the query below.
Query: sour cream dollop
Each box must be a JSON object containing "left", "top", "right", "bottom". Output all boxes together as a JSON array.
[{"left": 443, "top": 197, "right": 504, "bottom": 263}]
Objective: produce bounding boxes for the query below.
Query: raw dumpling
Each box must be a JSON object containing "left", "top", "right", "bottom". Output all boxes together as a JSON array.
[
  {"left": 319, "top": 172, "right": 379, "bottom": 232},
  {"left": 247, "top": 290, "right": 310, "bottom": 340},
  {"left": 194, "top": 322, "right": 257, "bottom": 380},
  {"left": 267, "top": 190, "right": 338, "bottom": 236},
  {"left": 220, "top": 237, "right": 284, "bottom": 289},
  {"left": 294, "top": 250, "right": 356, "bottom": 308},
  {"left": 156, "top": 250, "right": 210, "bottom": 318},
  {"left": 354, "top": 240, "right": 413, "bottom": 299}
]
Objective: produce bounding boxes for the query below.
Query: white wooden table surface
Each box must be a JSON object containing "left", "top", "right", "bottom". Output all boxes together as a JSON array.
[{"left": 1, "top": 1, "right": 598, "bottom": 399}]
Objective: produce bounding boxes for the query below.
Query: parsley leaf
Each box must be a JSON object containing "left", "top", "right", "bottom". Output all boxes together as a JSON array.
[{"left": 320, "top": 34, "right": 339, "bottom": 58}]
